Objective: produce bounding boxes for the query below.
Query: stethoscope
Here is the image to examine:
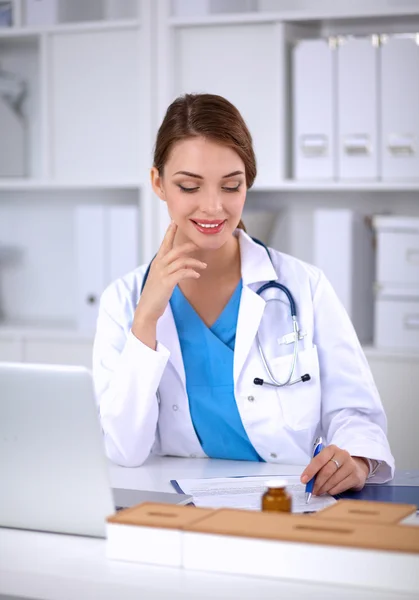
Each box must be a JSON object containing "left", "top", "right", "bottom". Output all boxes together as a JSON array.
[
  {"left": 252, "top": 238, "right": 311, "bottom": 389},
  {"left": 141, "top": 237, "right": 311, "bottom": 389}
]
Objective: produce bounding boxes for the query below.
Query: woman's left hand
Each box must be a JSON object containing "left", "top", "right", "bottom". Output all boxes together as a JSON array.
[{"left": 300, "top": 445, "right": 370, "bottom": 496}]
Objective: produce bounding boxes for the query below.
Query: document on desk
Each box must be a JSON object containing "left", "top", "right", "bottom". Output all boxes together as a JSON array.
[{"left": 171, "top": 476, "right": 337, "bottom": 513}]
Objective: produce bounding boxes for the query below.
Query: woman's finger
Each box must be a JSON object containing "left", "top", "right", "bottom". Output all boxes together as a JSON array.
[
  {"left": 167, "top": 269, "right": 201, "bottom": 286},
  {"left": 315, "top": 456, "right": 353, "bottom": 495},
  {"left": 301, "top": 445, "right": 336, "bottom": 484},
  {"left": 165, "top": 257, "right": 207, "bottom": 276},
  {"left": 313, "top": 449, "right": 351, "bottom": 495},
  {"left": 328, "top": 473, "right": 360, "bottom": 496},
  {"left": 156, "top": 221, "right": 178, "bottom": 257},
  {"left": 163, "top": 242, "right": 200, "bottom": 265}
]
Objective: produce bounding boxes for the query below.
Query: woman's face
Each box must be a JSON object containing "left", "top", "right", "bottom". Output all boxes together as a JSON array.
[{"left": 151, "top": 136, "right": 247, "bottom": 250}]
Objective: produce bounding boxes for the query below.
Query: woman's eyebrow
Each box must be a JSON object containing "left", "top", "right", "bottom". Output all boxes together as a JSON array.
[
  {"left": 173, "top": 170, "right": 203, "bottom": 179},
  {"left": 173, "top": 170, "right": 244, "bottom": 179},
  {"left": 222, "top": 170, "right": 244, "bottom": 178}
]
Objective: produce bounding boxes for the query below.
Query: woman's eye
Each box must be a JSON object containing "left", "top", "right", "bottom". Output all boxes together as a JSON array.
[
  {"left": 222, "top": 185, "right": 241, "bottom": 192},
  {"left": 179, "top": 185, "right": 199, "bottom": 193}
]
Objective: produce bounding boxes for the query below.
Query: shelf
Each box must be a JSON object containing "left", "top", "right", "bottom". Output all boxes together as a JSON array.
[
  {"left": 169, "top": 5, "right": 419, "bottom": 28},
  {"left": 250, "top": 181, "right": 419, "bottom": 193},
  {"left": 0, "top": 27, "right": 39, "bottom": 41},
  {"left": 363, "top": 345, "right": 419, "bottom": 362},
  {"left": 0, "top": 323, "right": 93, "bottom": 341},
  {"left": 169, "top": 12, "right": 283, "bottom": 27},
  {"left": 0, "top": 180, "right": 142, "bottom": 191},
  {"left": 0, "top": 19, "right": 141, "bottom": 39},
  {"left": 2, "top": 179, "right": 417, "bottom": 194}
]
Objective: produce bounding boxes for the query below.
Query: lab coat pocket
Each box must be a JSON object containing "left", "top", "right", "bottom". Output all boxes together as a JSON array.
[{"left": 270, "top": 346, "right": 321, "bottom": 431}]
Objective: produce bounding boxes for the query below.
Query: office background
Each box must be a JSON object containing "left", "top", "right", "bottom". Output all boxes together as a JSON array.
[{"left": 0, "top": 0, "right": 418, "bottom": 468}]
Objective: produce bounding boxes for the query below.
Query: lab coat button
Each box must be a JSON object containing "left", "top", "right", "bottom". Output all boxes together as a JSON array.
[
  {"left": 247, "top": 395, "right": 255, "bottom": 402},
  {"left": 172, "top": 404, "right": 178, "bottom": 411},
  {"left": 270, "top": 452, "right": 277, "bottom": 459}
]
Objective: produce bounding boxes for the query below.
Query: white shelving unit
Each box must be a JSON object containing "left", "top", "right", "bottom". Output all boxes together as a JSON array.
[
  {"left": 0, "top": 0, "right": 157, "bottom": 367},
  {"left": 0, "top": 0, "right": 416, "bottom": 465},
  {"left": 1, "top": 1, "right": 419, "bottom": 357}
]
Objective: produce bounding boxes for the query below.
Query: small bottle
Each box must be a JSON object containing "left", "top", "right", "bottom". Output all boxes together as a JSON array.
[{"left": 261, "top": 479, "right": 292, "bottom": 513}]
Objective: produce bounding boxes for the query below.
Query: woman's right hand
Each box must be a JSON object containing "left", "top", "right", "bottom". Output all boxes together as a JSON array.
[{"left": 134, "top": 221, "right": 207, "bottom": 325}]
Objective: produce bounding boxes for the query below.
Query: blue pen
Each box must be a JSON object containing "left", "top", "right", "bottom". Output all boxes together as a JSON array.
[{"left": 305, "top": 436, "right": 324, "bottom": 504}]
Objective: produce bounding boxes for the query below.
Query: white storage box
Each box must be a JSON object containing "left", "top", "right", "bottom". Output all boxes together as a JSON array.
[
  {"left": 106, "top": 503, "right": 212, "bottom": 567},
  {"left": 374, "top": 292, "right": 419, "bottom": 351},
  {"left": 373, "top": 216, "right": 419, "bottom": 290},
  {"left": 183, "top": 509, "right": 419, "bottom": 593}
]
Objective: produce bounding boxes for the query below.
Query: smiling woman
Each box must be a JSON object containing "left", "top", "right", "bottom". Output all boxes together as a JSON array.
[
  {"left": 93, "top": 93, "right": 394, "bottom": 499},
  {"left": 152, "top": 93, "right": 256, "bottom": 239},
  {"left": 152, "top": 136, "right": 247, "bottom": 249}
]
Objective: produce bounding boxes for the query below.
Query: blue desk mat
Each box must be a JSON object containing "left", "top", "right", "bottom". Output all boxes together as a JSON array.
[{"left": 337, "top": 485, "right": 419, "bottom": 506}]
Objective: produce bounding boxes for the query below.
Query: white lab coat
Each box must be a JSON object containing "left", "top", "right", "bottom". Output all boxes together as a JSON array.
[{"left": 93, "top": 230, "right": 394, "bottom": 481}]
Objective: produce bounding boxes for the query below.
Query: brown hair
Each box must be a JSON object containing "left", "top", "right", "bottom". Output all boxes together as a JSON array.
[{"left": 153, "top": 93, "right": 257, "bottom": 232}]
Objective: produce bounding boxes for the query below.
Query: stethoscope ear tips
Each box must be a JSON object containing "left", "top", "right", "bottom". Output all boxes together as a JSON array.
[{"left": 253, "top": 373, "right": 311, "bottom": 387}]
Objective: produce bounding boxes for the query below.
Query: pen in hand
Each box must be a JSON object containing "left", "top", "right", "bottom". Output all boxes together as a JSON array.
[{"left": 305, "top": 436, "right": 324, "bottom": 504}]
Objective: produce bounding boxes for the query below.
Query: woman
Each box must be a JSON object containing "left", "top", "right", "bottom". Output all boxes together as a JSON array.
[{"left": 93, "top": 93, "right": 394, "bottom": 496}]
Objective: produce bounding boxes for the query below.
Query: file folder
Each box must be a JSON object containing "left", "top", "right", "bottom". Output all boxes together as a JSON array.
[
  {"left": 381, "top": 35, "right": 419, "bottom": 180},
  {"left": 292, "top": 38, "right": 336, "bottom": 179},
  {"left": 337, "top": 36, "right": 379, "bottom": 180}
]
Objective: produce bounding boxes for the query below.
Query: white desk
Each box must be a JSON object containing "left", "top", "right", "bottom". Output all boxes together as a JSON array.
[{"left": 1, "top": 456, "right": 418, "bottom": 600}]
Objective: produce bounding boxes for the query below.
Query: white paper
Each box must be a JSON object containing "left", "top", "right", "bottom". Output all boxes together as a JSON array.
[{"left": 174, "top": 476, "right": 336, "bottom": 513}]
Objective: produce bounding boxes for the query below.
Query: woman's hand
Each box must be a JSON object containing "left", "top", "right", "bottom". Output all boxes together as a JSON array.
[
  {"left": 300, "top": 445, "right": 369, "bottom": 496},
  {"left": 134, "top": 221, "right": 207, "bottom": 324}
]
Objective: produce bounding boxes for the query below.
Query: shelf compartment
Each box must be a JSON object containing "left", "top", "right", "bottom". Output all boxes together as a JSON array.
[{"left": 0, "top": 188, "right": 140, "bottom": 334}]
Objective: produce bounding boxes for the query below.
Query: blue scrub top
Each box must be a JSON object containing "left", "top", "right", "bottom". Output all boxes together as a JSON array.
[{"left": 170, "top": 281, "right": 263, "bottom": 461}]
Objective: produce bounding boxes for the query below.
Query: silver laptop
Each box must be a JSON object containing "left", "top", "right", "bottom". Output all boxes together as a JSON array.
[{"left": 0, "top": 362, "right": 191, "bottom": 538}]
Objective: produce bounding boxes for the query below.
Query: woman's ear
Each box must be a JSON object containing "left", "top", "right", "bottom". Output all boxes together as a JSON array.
[{"left": 151, "top": 167, "right": 166, "bottom": 201}]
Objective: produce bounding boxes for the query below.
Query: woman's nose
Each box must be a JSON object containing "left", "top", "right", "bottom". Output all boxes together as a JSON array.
[{"left": 199, "top": 191, "right": 222, "bottom": 214}]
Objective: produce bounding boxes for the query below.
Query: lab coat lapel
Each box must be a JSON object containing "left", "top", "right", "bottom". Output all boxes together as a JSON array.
[
  {"left": 233, "top": 230, "right": 278, "bottom": 383},
  {"left": 156, "top": 304, "right": 186, "bottom": 387},
  {"left": 234, "top": 285, "right": 265, "bottom": 383}
]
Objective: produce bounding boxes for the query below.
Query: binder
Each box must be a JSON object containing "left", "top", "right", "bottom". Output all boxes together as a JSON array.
[
  {"left": 108, "top": 205, "right": 139, "bottom": 283},
  {"left": 381, "top": 35, "right": 419, "bottom": 180},
  {"left": 74, "top": 205, "right": 107, "bottom": 334},
  {"left": 337, "top": 36, "right": 379, "bottom": 180},
  {"left": 293, "top": 38, "right": 336, "bottom": 180},
  {"left": 313, "top": 208, "right": 374, "bottom": 343},
  {"left": 74, "top": 204, "right": 139, "bottom": 334}
]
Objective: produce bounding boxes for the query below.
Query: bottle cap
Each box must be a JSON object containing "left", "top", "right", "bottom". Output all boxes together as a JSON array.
[{"left": 265, "top": 479, "right": 287, "bottom": 489}]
